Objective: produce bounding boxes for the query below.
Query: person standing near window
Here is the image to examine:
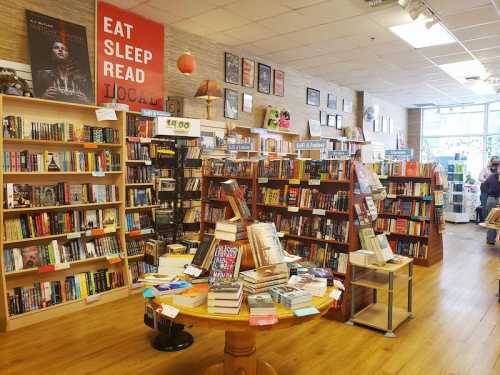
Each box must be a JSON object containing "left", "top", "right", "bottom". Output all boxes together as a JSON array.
[
  {"left": 483, "top": 159, "right": 500, "bottom": 244},
  {"left": 479, "top": 156, "right": 499, "bottom": 221}
]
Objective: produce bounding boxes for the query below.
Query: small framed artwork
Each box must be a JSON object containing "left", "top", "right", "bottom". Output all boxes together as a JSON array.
[
  {"left": 242, "top": 93, "right": 253, "bottom": 113},
  {"left": 382, "top": 116, "right": 388, "bottom": 133},
  {"left": 336, "top": 114, "right": 343, "bottom": 130},
  {"left": 343, "top": 98, "right": 352, "bottom": 113},
  {"left": 241, "top": 58, "right": 255, "bottom": 88},
  {"left": 273, "top": 70, "right": 285, "bottom": 96},
  {"left": 320, "top": 111, "right": 327, "bottom": 126},
  {"left": 327, "top": 94, "right": 337, "bottom": 110},
  {"left": 224, "top": 88, "right": 239, "bottom": 119},
  {"left": 389, "top": 117, "right": 394, "bottom": 134},
  {"left": 225, "top": 52, "right": 240, "bottom": 85},
  {"left": 257, "top": 63, "right": 271, "bottom": 94},
  {"left": 309, "top": 119, "right": 322, "bottom": 137},
  {"left": 327, "top": 114, "right": 336, "bottom": 127},
  {"left": 306, "top": 87, "right": 320, "bottom": 106}
]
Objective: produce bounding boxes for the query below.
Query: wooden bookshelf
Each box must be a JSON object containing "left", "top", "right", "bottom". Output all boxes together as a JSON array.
[{"left": 0, "top": 95, "right": 130, "bottom": 331}]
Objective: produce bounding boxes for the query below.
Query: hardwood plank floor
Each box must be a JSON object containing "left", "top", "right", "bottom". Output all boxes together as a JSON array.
[{"left": 0, "top": 223, "right": 498, "bottom": 375}]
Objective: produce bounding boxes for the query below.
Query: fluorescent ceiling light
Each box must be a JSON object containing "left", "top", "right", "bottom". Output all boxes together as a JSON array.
[
  {"left": 389, "top": 20, "right": 455, "bottom": 48},
  {"left": 469, "top": 81, "right": 495, "bottom": 95},
  {"left": 438, "top": 60, "right": 487, "bottom": 83}
]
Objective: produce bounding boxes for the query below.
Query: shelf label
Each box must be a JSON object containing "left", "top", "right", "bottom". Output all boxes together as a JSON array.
[
  {"left": 294, "top": 139, "right": 327, "bottom": 150},
  {"left": 38, "top": 265, "right": 55, "bottom": 273},
  {"left": 309, "top": 179, "right": 321, "bottom": 186},
  {"left": 92, "top": 171, "right": 105, "bottom": 177},
  {"left": 91, "top": 228, "right": 105, "bottom": 236},
  {"left": 288, "top": 206, "right": 299, "bottom": 212},
  {"left": 289, "top": 178, "right": 300, "bottom": 185},
  {"left": 141, "top": 109, "right": 171, "bottom": 118},
  {"left": 249, "top": 314, "right": 278, "bottom": 326},
  {"left": 312, "top": 208, "right": 326, "bottom": 216},
  {"left": 184, "top": 265, "right": 203, "bottom": 277},
  {"left": 86, "top": 294, "right": 102, "bottom": 304},
  {"left": 131, "top": 282, "right": 143, "bottom": 289},
  {"left": 385, "top": 149, "right": 412, "bottom": 161},
  {"left": 141, "top": 228, "right": 154, "bottom": 235},
  {"left": 95, "top": 108, "right": 117, "bottom": 121},
  {"left": 423, "top": 195, "right": 433, "bottom": 201},
  {"left": 139, "top": 137, "right": 152, "bottom": 143},
  {"left": 387, "top": 194, "right": 397, "bottom": 199},
  {"left": 54, "top": 263, "right": 70, "bottom": 271},
  {"left": 159, "top": 304, "right": 180, "bottom": 319},
  {"left": 250, "top": 128, "right": 268, "bottom": 135},
  {"left": 144, "top": 160, "right": 152, "bottom": 165},
  {"left": 327, "top": 150, "right": 350, "bottom": 160},
  {"left": 67, "top": 232, "right": 81, "bottom": 239},
  {"left": 83, "top": 143, "right": 98, "bottom": 149},
  {"left": 127, "top": 136, "right": 140, "bottom": 143},
  {"left": 128, "top": 230, "right": 141, "bottom": 237},
  {"left": 227, "top": 143, "right": 253, "bottom": 151},
  {"left": 103, "top": 226, "right": 116, "bottom": 234},
  {"left": 258, "top": 177, "right": 269, "bottom": 184},
  {"left": 106, "top": 254, "right": 122, "bottom": 264}
]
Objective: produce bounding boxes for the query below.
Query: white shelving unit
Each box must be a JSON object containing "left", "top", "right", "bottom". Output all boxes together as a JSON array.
[{"left": 445, "top": 160, "right": 469, "bottom": 223}]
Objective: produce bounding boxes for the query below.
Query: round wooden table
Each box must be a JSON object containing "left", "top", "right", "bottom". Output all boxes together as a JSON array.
[{"left": 152, "top": 288, "right": 334, "bottom": 375}]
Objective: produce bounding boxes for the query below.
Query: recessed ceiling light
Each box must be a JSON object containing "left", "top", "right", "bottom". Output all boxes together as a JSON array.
[
  {"left": 389, "top": 20, "right": 455, "bottom": 48},
  {"left": 438, "top": 60, "right": 487, "bottom": 83}
]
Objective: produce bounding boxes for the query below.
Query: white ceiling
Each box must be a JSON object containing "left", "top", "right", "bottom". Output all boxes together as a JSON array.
[{"left": 108, "top": 0, "right": 500, "bottom": 108}]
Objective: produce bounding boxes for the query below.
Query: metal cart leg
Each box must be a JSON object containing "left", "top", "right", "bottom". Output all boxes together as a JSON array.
[
  {"left": 408, "top": 262, "right": 415, "bottom": 319},
  {"left": 385, "top": 271, "right": 396, "bottom": 338}
]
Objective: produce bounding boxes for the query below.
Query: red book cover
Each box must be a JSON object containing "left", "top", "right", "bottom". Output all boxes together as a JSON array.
[{"left": 249, "top": 315, "right": 278, "bottom": 326}]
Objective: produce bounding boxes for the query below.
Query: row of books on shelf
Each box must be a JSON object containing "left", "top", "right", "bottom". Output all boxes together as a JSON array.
[
  {"left": 185, "top": 177, "right": 201, "bottom": 191},
  {"left": 283, "top": 239, "right": 348, "bottom": 274},
  {"left": 7, "top": 268, "right": 125, "bottom": 316},
  {"left": 258, "top": 186, "right": 349, "bottom": 211},
  {"left": 207, "top": 181, "right": 252, "bottom": 202},
  {"left": 257, "top": 159, "right": 351, "bottom": 180},
  {"left": 4, "top": 209, "right": 119, "bottom": 241},
  {"left": 5, "top": 183, "right": 119, "bottom": 209},
  {"left": 260, "top": 138, "right": 294, "bottom": 154},
  {"left": 126, "top": 212, "right": 154, "bottom": 232},
  {"left": 126, "top": 165, "right": 153, "bottom": 183},
  {"left": 375, "top": 218, "right": 430, "bottom": 237},
  {"left": 183, "top": 146, "right": 201, "bottom": 159},
  {"left": 126, "top": 143, "right": 151, "bottom": 160},
  {"left": 127, "top": 188, "right": 153, "bottom": 207},
  {"left": 323, "top": 138, "right": 362, "bottom": 155},
  {"left": 203, "top": 205, "right": 227, "bottom": 224},
  {"left": 126, "top": 238, "right": 146, "bottom": 256},
  {"left": 4, "top": 235, "right": 121, "bottom": 272},
  {"left": 3, "top": 150, "right": 120, "bottom": 172},
  {"left": 261, "top": 212, "right": 349, "bottom": 242},
  {"left": 3, "top": 116, "right": 119, "bottom": 144},
  {"left": 368, "top": 161, "right": 435, "bottom": 177},
  {"left": 128, "top": 261, "right": 157, "bottom": 283},
  {"left": 378, "top": 199, "right": 431, "bottom": 218},
  {"left": 383, "top": 181, "right": 431, "bottom": 196},
  {"left": 183, "top": 207, "right": 201, "bottom": 224},
  {"left": 391, "top": 239, "right": 428, "bottom": 259},
  {"left": 126, "top": 116, "right": 154, "bottom": 138},
  {"left": 203, "top": 159, "right": 253, "bottom": 177}
]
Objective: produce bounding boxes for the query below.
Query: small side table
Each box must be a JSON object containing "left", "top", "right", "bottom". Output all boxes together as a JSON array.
[{"left": 347, "top": 257, "right": 414, "bottom": 338}]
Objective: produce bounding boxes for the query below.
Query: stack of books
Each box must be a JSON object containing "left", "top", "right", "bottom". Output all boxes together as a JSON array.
[
  {"left": 270, "top": 286, "right": 313, "bottom": 310},
  {"left": 287, "top": 274, "right": 327, "bottom": 297},
  {"left": 214, "top": 221, "right": 247, "bottom": 242},
  {"left": 207, "top": 281, "right": 243, "bottom": 314},
  {"left": 240, "top": 265, "right": 288, "bottom": 294},
  {"left": 172, "top": 284, "right": 209, "bottom": 308},
  {"left": 247, "top": 293, "right": 276, "bottom": 316}
]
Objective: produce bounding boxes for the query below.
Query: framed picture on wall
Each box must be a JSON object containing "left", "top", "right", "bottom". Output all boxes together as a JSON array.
[
  {"left": 327, "top": 93, "right": 337, "bottom": 110},
  {"left": 257, "top": 63, "right": 271, "bottom": 94},
  {"left": 225, "top": 52, "right": 240, "bottom": 85},
  {"left": 273, "top": 70, "right": 285, "bottom": 96},
  {"left": 327, "top": 114, "right": 336, "bottom": 127},
  {"left": 242, "top": 93, "right": 253, "bottom": 113},
  {"left": 373, "top": 117, "right": 379, "bottom": 132},
  {"left": 343, "top": 98, "right": 352, "bottom": 113},
  {"left": 389, "top": 117, "right": 394, "bottom": 134},
  {"left": 224, "top": 88, "right": 239, "bottom": 119},
  {"left": 320, "top": 110, "right": 327, "bottom": 126},
  {"left": 306, "top": 87, "right": 320, "bottom": 106},
  {"left": 241, "top": 58, "right": 255, "bottom": 88},
  {"left": 381, "top": 116, "right": 388, "bottom": 133},
  {"left": 336, "top": 114, "right": 343, "bottom": 130}
]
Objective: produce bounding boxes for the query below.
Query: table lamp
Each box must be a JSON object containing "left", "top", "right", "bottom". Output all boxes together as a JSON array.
[{"left": 194, "top": 80, "right": 222, "bottom": 120}]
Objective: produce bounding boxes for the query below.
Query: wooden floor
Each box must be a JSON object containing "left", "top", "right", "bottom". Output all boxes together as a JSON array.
[{"left": 0, "top": 223, "right": 498, "bottom": 375}]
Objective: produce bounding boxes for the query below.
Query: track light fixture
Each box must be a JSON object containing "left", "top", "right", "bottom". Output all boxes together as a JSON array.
[{"left": 398, "top": 0, "right": 431, "bottom": 21}]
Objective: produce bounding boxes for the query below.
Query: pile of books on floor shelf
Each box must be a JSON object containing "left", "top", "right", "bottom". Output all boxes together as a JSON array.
[{"left": 141, "top": 179, "right": 345, "bottom": 327}]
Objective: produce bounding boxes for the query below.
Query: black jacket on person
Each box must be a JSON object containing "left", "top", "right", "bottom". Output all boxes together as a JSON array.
[{"left": 484, "top": 172, "right": 500, "bottom": 198}]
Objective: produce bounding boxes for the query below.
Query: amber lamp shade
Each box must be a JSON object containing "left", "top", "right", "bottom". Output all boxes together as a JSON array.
[
  {"left": 177, "top": 51, "right": 196, "bottom": 75},
  {"left": 194, "top": 80, "right": 223, "bottom": 120}
]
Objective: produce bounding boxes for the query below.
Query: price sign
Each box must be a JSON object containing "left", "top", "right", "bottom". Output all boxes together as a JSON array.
[
  {"left": 294, "top": 140, "right": 327, "bottom": 150},
  {"left": 385, "top": 149, "right": 412, "bottom": 161},
  {"left": 67, "top": 232, "right": 81, "bottom": 239},
  {"left": 312, "top": 208, "right": 326, "bottom": 216},
  {"left": 92, "top": 171, "right": 105, "bottom": 177},
  {"left": 258, "top": 177, "right": 269, "bottom": 184},
  {"left": 141, "top": 109, "right": 171, "bottom": 118},
  {"left": 288, "top": 206, "right": 299, "bottom": 212},
  {"left": 155, "top": 117, "right": 200, "bottom": 137},
  {"left": 309, "top": 179, "right": 321, "bottom": 186},
  {"left": 159, "top": 304, "right": 180, "bottom": 319},
  {"left": 86, "top": 294, "right": 102, "bottom": 304},
  {"left": 289, "top": 178, "right": 300, "bottom": 185},
  {"left": 227, "top": 143, "right": 253, "bottom": 151}
]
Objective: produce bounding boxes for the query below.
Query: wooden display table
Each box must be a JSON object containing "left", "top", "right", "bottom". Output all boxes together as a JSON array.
[
  {"left": 479, "top": 222, "right": 500, "bottom": 301},
  {"left": 150, "top": 288, "right": 334, "bottom": 375},
  {"left": 348, "top": 257, "right": 414, "bottom": 337}
]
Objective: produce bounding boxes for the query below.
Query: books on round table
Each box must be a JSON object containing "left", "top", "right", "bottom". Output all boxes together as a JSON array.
[{"left": 207, "top": 281, "right": 243, "bottom": 315}]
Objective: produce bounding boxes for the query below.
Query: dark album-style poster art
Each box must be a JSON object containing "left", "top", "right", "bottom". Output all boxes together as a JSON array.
[{"left": 26, "top": 10, "right": 94, "bottom": 104}]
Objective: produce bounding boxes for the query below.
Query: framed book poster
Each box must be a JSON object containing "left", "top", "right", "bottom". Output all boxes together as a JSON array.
[
  {"left": 26, "top": 10, "right": 93, "bottom": 104},
  {"left": 320, "top": 110, "right": 327, "bottom": 126},
  {"left": 224, "top": 88, "right": 239, "bottom": 119},
  {"left": 241, "top": 58, "right": 254, "bottom": 88},
  {"left": 225, "top": 52, "right": 240, "bottom": 85},
  {"left": 273, "top": 69, "right": 284, "bottom": 96},
  {"left": 336, "top": 114, "right": 343, "bottom": 130},
  {"left": 327, "top": 93, "right": 337, "bottom": 109},
  {"left": 306, "top": 87, "right": 320, "bottom": 106},
  {"left": 257, "top": 63, "right": 271, "bottom": 94},
  {"left": 242, "top": 93, "right": 253, "bottom": 113},
  {"left": 343, "top": 98, "right": 353, "bottom": 113},
  {"left": 327, "top": 114, "right": 336, "bottom": 127}
]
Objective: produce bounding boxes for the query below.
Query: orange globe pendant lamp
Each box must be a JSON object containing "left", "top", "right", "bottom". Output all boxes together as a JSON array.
[{"left": 177, "top": 51, "right": 196, "bottom": 75}]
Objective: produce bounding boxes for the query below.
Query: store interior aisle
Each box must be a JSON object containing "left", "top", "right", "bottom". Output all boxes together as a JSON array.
[{"left": 0, "top": 224, "right": 498, "bottom": 375}]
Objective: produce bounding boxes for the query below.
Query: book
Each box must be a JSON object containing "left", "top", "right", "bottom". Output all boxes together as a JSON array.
[
  {"left": 247, "top": 222, "right": 285, "bottom": 268},
  {"left": 21, "top": 246, "right": 41, "bottom": 269},
  {"left": 247, "top": 293, "right": 276, "bottom": 316},
  {"left": 208, "top": 242, "right": 243, "bottom": 284},
  {"left": 152, "top": 280, "right": 192, "bottom": 296},
  {"left": 221, "top": 179, "right": 252, "bottom": 220},
  {"left": 215, "top": 221, "right": 245, "bottom": 233},
  {"left": 41, "top": 185, "right": 57, "bottom": 206},
  {"left": 214, "top": 230, "right": 247, "bottom": 242},
  {"left": 287, "top": 274, "right": 327, "bottom": 297},
  {"left": 191, "top": 235, "right": 217, "bottom": 270},
  {"left": 172, "top": 284, "right": 208, "bottom": 308},
  {"left": 207, "top": 281, "right": 243, "bottom": 300}
]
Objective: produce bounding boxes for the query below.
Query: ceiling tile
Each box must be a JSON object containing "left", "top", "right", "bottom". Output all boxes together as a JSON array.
[
  {"left": 223, "top": 0, "right": 289, "bottom": 21},
  {"left": 224, "top": 23, "right": 279, "bottom": 44},
  {"left": 286, "top": 53, "right": 342, "bottom": 70},
  {"left": 187, "top": 8, "right": 251, "bottom": 32},
  {"left": 442, "top": 5, "right": 500, "bottom": 30},
  {"left": 106, "top": 0, "right": 146, "bottom": 9},
  {"left": 252, "top": 34, "right": 306, "bottom": 53},
  {"left": 255, "top": 11, "right": 318, "bottom": 34},
  {"left": 368, "top": 5, "right": 413, "bottom": 28},
  {"left": 148, "top": 0, "right": 218, "bottom": 18},
  {"left": 297, "top": 0, "right": 365, "bottom": 24},
  {"left": 426, "top": 0, "right": 492, "bottom": 16},
  {"left": 276, "top": 0, "right": 325, "bottom": 10},
  {"left": 262, "top": 44, "right": 327, "bottom": 64},
  {"left": 474, "top": 47, "right": 500, "bottom": 60},
  {"left": 430, "top": 52, "right": 473, "bottom": 65},
  {"left": 171, "top": 18, "right": 222, "bottom": 35},
  {"left": 206, "top": 31, "right": 244, "bottom": 46},
  {"left": 463, "top": 35, "right": 500, "bottom": 51},
  {"left": 454, "top": 21, "right": 500, "bottom": 41},
  {"left": 130, "top": 4, "right": 180, "bottom": 24},
  {"left": 237, "top": 42, "right": 275, "bottom": 56},
  {"left": 418, "top": 43, "right": 466, "bottom": 58}
]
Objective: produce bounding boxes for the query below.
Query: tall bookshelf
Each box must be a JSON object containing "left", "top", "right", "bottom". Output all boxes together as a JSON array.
[
  {"left": 371, "top": 161, "right": 444, "bottom": 267},
  {"left": 0, "top": 95, "right": 129, "bottom": 331}
]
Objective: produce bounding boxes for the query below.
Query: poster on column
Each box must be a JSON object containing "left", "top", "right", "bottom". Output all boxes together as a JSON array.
[{"left": 96, "top": 1, "right": 164, "bottom": 112}]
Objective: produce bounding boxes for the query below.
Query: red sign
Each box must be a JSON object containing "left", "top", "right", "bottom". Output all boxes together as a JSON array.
[{"left": 96, "top": 1, "right": 164, "bottom": 111}]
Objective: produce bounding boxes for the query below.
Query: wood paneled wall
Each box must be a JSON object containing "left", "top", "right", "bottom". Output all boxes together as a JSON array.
[{"left": 0, "top": 0, "right": 407, "bottom": 139}]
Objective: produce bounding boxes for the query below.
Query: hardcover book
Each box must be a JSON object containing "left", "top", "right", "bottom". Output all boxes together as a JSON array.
[
  {"left": 208, "top": 243, "right": 242, "bottom": 284},
  {"left": 21, "top": 246, "right": 41, "bottom": 269}
]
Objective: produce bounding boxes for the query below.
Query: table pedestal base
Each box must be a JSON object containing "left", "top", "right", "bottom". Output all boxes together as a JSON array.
[{"left": 204, "top": 330, "right": 277, "bottom": 375}]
